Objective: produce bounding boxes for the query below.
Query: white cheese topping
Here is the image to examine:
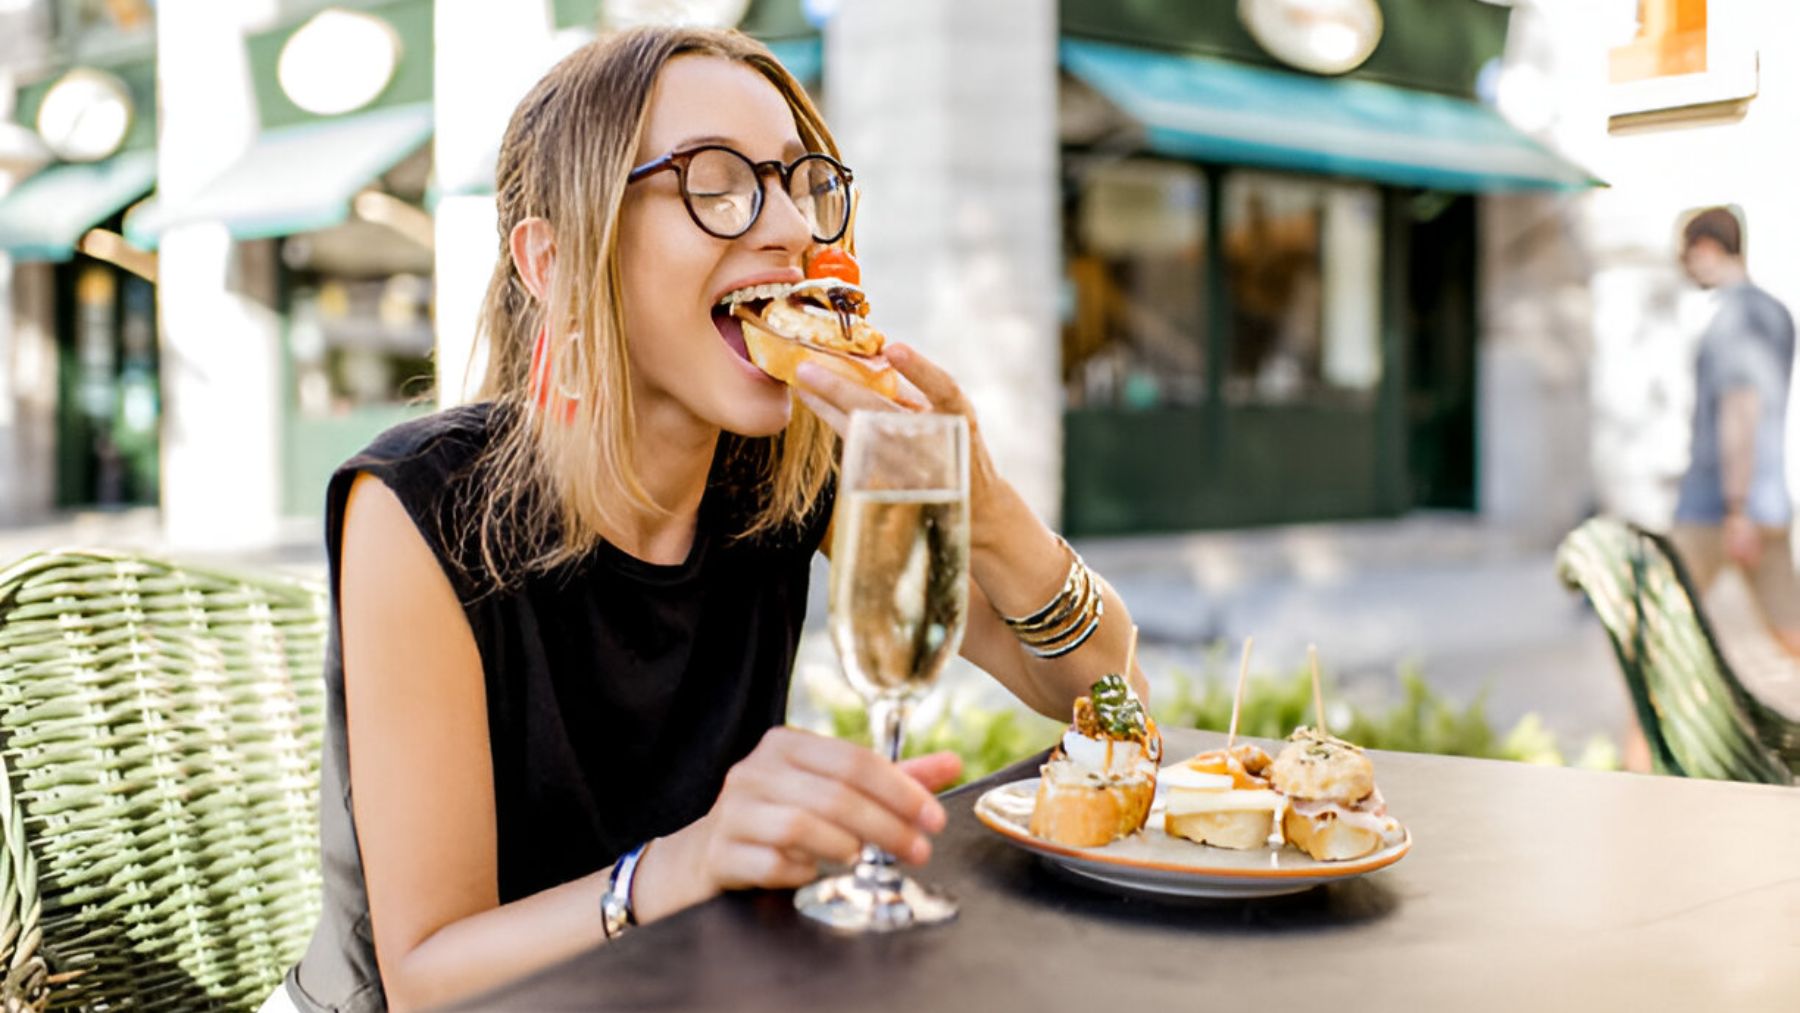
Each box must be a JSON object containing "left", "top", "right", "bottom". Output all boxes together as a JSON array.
[
  {"left": 1042, "top": 757, "right": 1148, "bottom": 789},
  {"left": 1061, "top": 730, "right": 1145, "bottom": 776},
  {"left": 1165, "top": 788, "right": 1286, "bottom": 816},
  {"left": 1156, "top": 765, "right": 1236, "bottom": 792}
]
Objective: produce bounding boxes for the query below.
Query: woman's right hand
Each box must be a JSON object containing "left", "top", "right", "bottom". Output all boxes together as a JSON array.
[{"left": 635, "top": 728, "right": 961, "bottom": 920}]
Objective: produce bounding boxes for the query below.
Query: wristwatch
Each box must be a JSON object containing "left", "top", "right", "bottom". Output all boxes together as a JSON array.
[{"left": 600, "top": 842, "right": 648, "bottom": 940}]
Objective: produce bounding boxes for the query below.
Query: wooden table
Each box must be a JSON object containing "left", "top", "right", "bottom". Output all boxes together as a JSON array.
[{"left": 455, "top": 728, "right": 1800, "bottom": 1011}]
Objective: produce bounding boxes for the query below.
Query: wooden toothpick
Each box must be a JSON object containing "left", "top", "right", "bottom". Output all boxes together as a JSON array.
[
  {"left": 1227, "top": 635, "right": 1253, "bottom": 748},
  {"left": 1309, "top": 643, "right": 1327, "bottom": 737}
]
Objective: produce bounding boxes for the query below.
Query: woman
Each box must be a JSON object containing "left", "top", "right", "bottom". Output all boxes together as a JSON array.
[{"left": 282, "top": 25, "right": 1146, "bottom": 1011}]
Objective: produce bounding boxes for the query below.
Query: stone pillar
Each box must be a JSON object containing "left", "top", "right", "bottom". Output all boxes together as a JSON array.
[
  {"left": 0, "top": 258, "right": 58, "bottom": 524},
  {"left": 433, "top": 2, "right": 556, "bottom": 405},
  {"left": 154, "top": 0, "right": 285, "bottom": 551},
  {"left": 825, "top": 0, "right": 1063, "bottom": 523}
]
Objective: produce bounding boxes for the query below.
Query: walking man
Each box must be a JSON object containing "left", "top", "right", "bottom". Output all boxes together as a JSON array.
[{"left": 1672, "top": 206, "right": 1800, "bottom": 658}]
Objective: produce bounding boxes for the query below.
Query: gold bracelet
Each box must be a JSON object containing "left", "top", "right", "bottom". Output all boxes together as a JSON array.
[
  {"left": 1007, "top": 561, "right": 1093, "bottom": 638},
  {"left": 1000, "top": 537, "right": 1086, "bottom": 630},
  {"left": 1021, "top": 596, "right": 1105, "bottom": 659},
  {"left": 1000, "top": 537, "right": 1105, "bottom": 658}
]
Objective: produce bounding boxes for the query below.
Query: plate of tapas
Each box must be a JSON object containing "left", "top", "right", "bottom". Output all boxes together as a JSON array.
[{"left": 974, "top": 639, "right": 1411, "bottom": 899}]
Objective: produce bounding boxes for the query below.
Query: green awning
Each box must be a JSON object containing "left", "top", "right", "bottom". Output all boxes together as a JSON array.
[
  {"left": 125, "top": 102, "right": 433, "bottom": 248},
  {"left": 0, "top": 150, "right": 157, "bottom": 262},
  {"left": 765, "top": 36, "right": 822, "bottom": 84},
  {"left": 1062, "top": 39, "right": 1601, "bottom": 193}
]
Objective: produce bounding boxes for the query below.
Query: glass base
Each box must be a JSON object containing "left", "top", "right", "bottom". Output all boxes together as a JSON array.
[{"left": 794, "top": 865, "right": 958, "bottom": 934}]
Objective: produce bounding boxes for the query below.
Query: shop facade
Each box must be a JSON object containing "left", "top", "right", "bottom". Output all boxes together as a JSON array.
[
  {"left": 0, "top": 2, "right": 160, "bottom": 522},
  {"left": 4, "top": 0, "right": 1624, "bottom": 552},
  {"left": 1053, "top": 1, "right": 1592, "bottom": 534}
]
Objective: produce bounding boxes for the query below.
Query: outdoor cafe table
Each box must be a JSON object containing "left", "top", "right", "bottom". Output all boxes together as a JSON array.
[{"left": 453, "top": 728, "right": 1800, "bottom": 1011}]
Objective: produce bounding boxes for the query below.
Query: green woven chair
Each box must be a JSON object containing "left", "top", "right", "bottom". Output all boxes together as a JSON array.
[
  {"left": 0, "top": 550, "right": 328, "bottom": 1010},
  {"left": 1557, "top": 517, "right": 1798, "bottom": 785}
]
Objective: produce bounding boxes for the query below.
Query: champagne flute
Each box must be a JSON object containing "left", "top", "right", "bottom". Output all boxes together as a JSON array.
[{"left": 795, "top": 410, "right": 970, "bottom": 933}]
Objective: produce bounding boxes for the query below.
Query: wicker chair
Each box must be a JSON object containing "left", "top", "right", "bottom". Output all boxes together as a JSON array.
[
  {"left": 1556, "top": 517, "right": 1798, "bottom": 785},
  {"left": 0, "top": 550, "right": 328, "bottom": 1011}
]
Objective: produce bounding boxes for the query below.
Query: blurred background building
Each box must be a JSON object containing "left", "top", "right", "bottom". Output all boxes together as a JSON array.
[{"left": 2, "top": 0, "right": 1797, "bottom": 745}]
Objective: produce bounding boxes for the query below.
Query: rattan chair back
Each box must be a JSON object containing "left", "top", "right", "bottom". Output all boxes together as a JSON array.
[
  {"left": 0, "top": 550, "right": 327, "bottom": 1010},
  {"left": 1557, "top": 517, "right": 1796, "bottom": 784}
]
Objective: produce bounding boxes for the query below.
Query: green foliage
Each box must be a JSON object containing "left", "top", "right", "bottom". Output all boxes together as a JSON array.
[
  {"left": 1156, "top": 665, "right": 1598, "bottom": 765},
  {"left": 826, "top": 663, "right": 1621, "bottom": 781},
  {"left": 830, "top": 703, "right": 1062, "bottom": 787}
]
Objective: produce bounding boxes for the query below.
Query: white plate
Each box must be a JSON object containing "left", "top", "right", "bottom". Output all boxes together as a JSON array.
[{"left": 973, "top": 777, "right": 1411, "bottom": 899}]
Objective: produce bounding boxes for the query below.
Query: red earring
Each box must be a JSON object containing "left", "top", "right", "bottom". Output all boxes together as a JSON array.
[{"left": 528, "top": 323, "right": 579, "bottom": 424}]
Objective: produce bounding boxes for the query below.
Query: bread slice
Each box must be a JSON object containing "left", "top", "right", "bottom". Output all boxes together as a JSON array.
[
  {"left": 738, "top": 312, "right": 899, "bottom": 398},
  {"left": 1028, "top": 765, "right": 1155, "bottom": 847},
  {"left": 1165, "top": 809, "right": 1276, "bottom": 850},
  {"left": 1282, "top": 806, "right": 1384, "bottom": 862}
]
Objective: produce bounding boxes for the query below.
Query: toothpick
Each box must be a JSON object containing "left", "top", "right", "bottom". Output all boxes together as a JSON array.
[
  {"left": 1124, "top": 624, "right": 1139, "bottom": 685},
  {"left": 1309, "top": 643, "right": 1327, "bottom": 737},
  {"left": 1226, "top": 636, "right": 1253, "bottom": 748}
]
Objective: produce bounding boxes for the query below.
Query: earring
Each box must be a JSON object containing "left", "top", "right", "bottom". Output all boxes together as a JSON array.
[{"left": 529, "top": 322, "right": 581, "bottom": 424}]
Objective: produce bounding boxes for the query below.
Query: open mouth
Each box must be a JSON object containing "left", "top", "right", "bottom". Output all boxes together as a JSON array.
[
  {"left": 711, "top": 305, "right": 752, "bottom": 361},
  {"left": 713, "top": 282, "right": 794, "bottom": 363}
]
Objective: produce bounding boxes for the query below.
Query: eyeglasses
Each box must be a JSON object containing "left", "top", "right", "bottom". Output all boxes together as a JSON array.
[{"left": 627, "top": 145, "right": 854, "bottom": 244}]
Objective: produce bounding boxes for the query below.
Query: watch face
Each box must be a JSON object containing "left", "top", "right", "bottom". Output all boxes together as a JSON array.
[
  {"left": 1238, "top": 0, "right": 1384, "bottom": 76},
  {"left": 37, "top": 68, "right": 134, "bottom": 163}
]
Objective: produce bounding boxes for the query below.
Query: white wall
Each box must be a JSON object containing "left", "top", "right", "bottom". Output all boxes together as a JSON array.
[
  {"left": 154, "top": 0, "right": 284, "bottom": 551},
  {"left": 1478, "top": 188, "right": 1596, "bottom": 544},
  {"left": 825, "top": 0, "right": 1063, "bottom": 524},
  {"left": 0, "top": 258, "right": 57, "bottom": 523},
  {"left": 432, "top": 2, "right": 559, "bottom": 407}
]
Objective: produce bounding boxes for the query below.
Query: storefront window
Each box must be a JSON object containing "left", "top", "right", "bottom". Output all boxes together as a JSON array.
[
  {"left": 1222, "top": 171, "right": 1381, "bottom": 404},
  {"left": 1064, "top": 158, "right": 1207, "bottom": 409},
  {"left": 61, "top": 261, "right": 158, "bottom": 507},
  {"left": 287, "top": 272, "right": 434, "bottom": 418}
]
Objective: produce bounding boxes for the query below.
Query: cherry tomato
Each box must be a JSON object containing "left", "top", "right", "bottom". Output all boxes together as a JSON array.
[{"left": 806, "top": 247, "right": 861, "bottom": 286}]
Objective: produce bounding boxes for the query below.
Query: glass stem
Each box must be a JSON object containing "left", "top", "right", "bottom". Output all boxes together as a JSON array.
[{"left": 856, "top": 694, "right": 911, "bottom": 890}]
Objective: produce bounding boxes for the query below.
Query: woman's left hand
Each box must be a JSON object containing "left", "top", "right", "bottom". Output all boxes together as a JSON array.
[{"left": 793, "top": 343, "right": 1010, "bottom": 538}]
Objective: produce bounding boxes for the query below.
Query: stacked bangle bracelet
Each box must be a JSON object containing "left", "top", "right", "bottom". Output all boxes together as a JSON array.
[{"left": 1000, "top": 538, "right": 1104, "bottom": 659}]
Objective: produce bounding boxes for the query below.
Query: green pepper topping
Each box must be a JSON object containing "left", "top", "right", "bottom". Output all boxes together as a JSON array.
[{"left": 1089, "top": 673, "right": 1146, "bottom": 740}]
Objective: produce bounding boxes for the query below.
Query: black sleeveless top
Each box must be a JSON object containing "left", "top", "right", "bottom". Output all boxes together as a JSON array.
[{"left": 287, "top": 404, "right": 831, "bottom": 1012}]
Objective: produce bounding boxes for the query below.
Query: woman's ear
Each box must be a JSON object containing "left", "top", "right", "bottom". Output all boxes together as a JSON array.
[{"left": 509, "top": 217, "right": 556, "bottom": 302}]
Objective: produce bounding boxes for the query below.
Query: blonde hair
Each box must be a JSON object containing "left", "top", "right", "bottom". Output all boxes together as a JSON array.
[{"left": 468, "top": 26, "right": 839, "bottom": 584}]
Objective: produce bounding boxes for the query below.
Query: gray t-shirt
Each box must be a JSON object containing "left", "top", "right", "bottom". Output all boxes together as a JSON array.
[{"left": 1675, "top": 281, "right": 1796, "bottom": 526}]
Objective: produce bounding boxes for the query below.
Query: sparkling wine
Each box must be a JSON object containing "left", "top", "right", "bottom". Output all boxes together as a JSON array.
[{"left": 828, "top": 489, "right": 970, "bottom": 699}]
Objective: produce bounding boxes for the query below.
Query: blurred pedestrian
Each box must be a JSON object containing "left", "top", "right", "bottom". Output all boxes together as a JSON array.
[{"left": 1671, "top": 206, "right": 1800, "bottom": 658}]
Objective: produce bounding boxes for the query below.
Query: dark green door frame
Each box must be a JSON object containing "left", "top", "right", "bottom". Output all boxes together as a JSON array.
[{"left": 1376, "top": 187, "right": 1411, "bottom": 515}]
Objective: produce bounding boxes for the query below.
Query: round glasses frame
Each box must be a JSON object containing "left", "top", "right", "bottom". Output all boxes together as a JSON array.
[{"left": 626, "top": 145, "right": 855, "bottom": 244}]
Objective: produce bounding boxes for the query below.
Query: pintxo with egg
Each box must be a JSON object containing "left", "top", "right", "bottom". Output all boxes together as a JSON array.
[{"left": 1162, "top": 743, "right": 1287, "bottom": 850}]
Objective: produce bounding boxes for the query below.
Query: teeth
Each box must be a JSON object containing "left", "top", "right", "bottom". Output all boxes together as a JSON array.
[{"left": 716, "top": 281, "right": 797, "bottom": 308}]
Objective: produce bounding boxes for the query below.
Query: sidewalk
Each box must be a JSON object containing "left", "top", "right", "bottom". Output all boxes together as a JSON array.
[{"left": 0, "top": 507, "right": 327, "bottom": 581}]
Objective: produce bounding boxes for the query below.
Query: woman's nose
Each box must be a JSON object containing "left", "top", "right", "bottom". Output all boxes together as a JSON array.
[{"left": 749, "top": 174, "right": 812, "bottom": 252}]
